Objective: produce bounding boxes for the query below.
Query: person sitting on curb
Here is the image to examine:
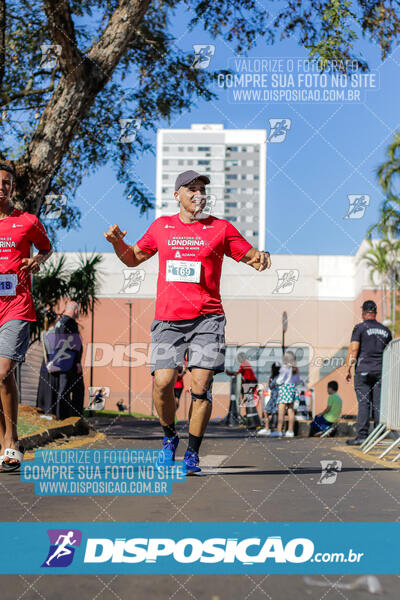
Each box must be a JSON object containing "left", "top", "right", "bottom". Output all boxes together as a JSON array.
[{"left": 309, "top": 380, "right": 342, "bottom": 437}]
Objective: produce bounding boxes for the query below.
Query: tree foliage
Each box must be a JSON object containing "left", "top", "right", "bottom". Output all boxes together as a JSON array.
[
  {"left": 31, "top": 252, "right": 103, "bottom": 341},
  {"left": 0, "top": 0, "right": 398, "bottom": 235}
]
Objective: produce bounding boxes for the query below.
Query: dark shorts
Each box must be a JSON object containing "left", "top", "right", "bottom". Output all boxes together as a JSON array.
[
  {"left": 0, "top": 319, "right": 30, "bottom": 362},
  {"left": 150, "top": 314, "right": 226, "bottom": 375},
  {"left": 174, "top": 388, "right": 183, "bottom": 400}
]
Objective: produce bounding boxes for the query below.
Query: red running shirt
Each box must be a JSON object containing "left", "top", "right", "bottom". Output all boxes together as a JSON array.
[
  {"left": 238, "top": 361, "right": 257, "bottom": 382},
  {"left": 137, "top": 214, "right": 252, "bottom": 321},
  {"left": 0, "top": 209, "right": 51, "bottom": 326}
]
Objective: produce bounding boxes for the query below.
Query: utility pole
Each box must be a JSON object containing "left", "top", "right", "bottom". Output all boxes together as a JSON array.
[{"left": 126, "top": 301, "right": 133, "bottom": 415}]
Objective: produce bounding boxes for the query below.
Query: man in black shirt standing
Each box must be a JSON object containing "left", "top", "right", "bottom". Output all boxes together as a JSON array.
[{"left": 345, "top": 300, "right": 392, "bottom": 445}]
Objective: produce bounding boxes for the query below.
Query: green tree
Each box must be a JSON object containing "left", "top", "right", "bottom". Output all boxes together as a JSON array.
[
  {"left": 68, "top": 253, "right": 103, "bottom": 316},
  {"left": 0, "top": 0, "right": 398, "bottom": 231},
  {"left": 361, "top": 239, "right": 390, "bottom": 321},
  {"left": 31, "top": 254, "right": 69, "bottom": 341},
  {"left": 31, "top": 252, "right": 103, "bottom": 342}
]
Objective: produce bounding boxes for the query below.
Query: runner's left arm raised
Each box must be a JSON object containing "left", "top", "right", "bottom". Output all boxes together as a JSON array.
[
  {"left": 104, "top": 224, "right": 156, "bottom": 267},
  {"left": 224, "top": 221, "right": 271, "bottom": 272},
  {"left": 240, "top": 248, "right": 271, "bottom": 272}
]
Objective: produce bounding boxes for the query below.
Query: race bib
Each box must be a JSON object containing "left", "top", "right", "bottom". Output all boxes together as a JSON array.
[
  {"left": 166, "top": 260, "right": 201, "bottom": 283},
  {"left": 0, "top": 274, "right": 17, "bottom": 296}
]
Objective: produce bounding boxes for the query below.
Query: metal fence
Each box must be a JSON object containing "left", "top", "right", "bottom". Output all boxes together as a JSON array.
[{"left": 361, "top": 338, "right": 400, "bottom": 459}]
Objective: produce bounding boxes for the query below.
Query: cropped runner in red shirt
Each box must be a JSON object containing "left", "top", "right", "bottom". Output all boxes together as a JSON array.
[
  {"left": 226, "top": 351, "right": 258, "bottom": 410},
  {"left": 0, "top": 163, "right": 52, "bottom": 472},
  {"left": 105, "top": 170, "right": 271, "bottom": 474}
]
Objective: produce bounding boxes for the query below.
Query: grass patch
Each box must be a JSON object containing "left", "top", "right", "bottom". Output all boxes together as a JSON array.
[
  {"left": 17, "top": 405, "right": 65, "bottom": 438},
  {"left": 83, "top": 409, "right": 157, "bottom": 419}
]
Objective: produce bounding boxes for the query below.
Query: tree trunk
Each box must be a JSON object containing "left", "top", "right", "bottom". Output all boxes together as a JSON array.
[{"left": 14, "top": 0, "right": 151, "bottom": 214}]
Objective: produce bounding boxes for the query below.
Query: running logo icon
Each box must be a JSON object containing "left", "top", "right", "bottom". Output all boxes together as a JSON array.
[
  {"left": 42, "top": 529, "right": 82, "bottom": 568},
  {"left": 344, "top": 195, "right": 370, "bottom": 219},
  {"left": 272, "top": 269, "right": 299, "bottom": 294},
  {"left": 318, "top": 460, "right": 342, "bottom": 485},
  {"left": 40, "top": 44, "right": 62, "bottom": 70},
  {"left": 118, "top": 118, "right": 141, "bottom": 143},
  {"left": 268, "top": 119, "right": 291, "bottom": 143},
  {"left": 192, "top": 45, "right": 215, "bottom": 69},
  {"left": 43, "top": 194, "right": 66, "bottom": 219},
  {"left": 120, "top": 269, "right": 145, "bottom": 294}
]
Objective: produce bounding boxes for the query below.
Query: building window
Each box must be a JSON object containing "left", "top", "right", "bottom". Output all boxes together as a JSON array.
[
  {"left": 230, "top": 216, "right": 237, "bottom": 222},
  {"left": 178, "top": 160, "right": 184, "bottom": 165},
  {"left": 178, "top": 146, "right": 184, "bottom": 151},
  {"left": 226, "top": 202, "right": 237, "bottom": 207},
  {"left": 226, "top": 174, "right": 237, "bottom": 180},
  {"left": 163, "top": 146, "right": 169, "bottom": 151},
  {"left": 188, "top": 146, "right": 193, "bottom": 151},
  {"left": 188, "top": 160, "right": 194, "bottom": 165},
  {"left": 162, "top": 187, "right": 167, "bottom": 193},
  {"left": 163, "top": 159, "right": 169, "bottom": 165},
  {"left": 241, "top": 147, "right": 247, "bottom": 152},
  {"left": 254, "top": 175, "right": 259, "bottom": 180},
  {"left": 254, "top": 146, "right": 260, "bottom": 152},
  {"left": 162, "top": 174, "right": 169, "bottom": 180},
  {"left": 226, "top": 146, "right": 238, "bottom": 152},
  {"left": 198, "top": 160, "right": 210, "bottom": 165},
  {"left": 198, "top": 146, "right": 210, "bottom": 151}
]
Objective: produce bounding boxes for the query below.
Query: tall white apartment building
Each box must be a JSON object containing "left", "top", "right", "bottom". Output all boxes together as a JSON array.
[{"left": 156, "top": 124, "right": 266, "bottom": 249}]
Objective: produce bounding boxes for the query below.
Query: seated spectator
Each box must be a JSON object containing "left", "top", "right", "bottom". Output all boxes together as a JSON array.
[
  {"left": 309, "top": 381, "right": 342, "bottom": 437},
  {"left": 116, "top": 400, "right": 127, "bottom": 412}
]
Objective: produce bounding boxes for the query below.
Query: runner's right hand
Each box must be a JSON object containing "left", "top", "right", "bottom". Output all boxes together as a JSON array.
[{"left": 104, "top": 224, "right": 127, "bottom": 244}]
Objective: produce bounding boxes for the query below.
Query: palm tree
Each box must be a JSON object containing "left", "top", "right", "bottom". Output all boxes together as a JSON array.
[
  {"left": 68, "top": 253, "right": 103, "bottom": 316},
  {"left": 367, "top": 133, "right": 400, "bottom": 334},
  {"left": 377, "top": 132, "right": 400, "bottom": 197},
  {"left": 31, "top": 255, "right": 69, "bottom": 343},
  {"left": 361, "top": 240, "right": 390, "bottom": 321},
  {"left": 68, "top": 253, "right": 103, "bottom": 388}
]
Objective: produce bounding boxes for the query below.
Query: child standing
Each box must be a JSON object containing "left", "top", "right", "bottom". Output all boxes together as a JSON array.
[
  {"left": 269, "top": 351, "right": 299, "bottom": 438},
  {"left": 257, "top": 362, "right": 280, "bottom": 436}
]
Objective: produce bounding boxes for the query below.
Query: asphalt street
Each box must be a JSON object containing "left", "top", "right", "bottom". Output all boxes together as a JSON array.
[{"left": 1, "top": 419, "right": 399, "bottom": 599}]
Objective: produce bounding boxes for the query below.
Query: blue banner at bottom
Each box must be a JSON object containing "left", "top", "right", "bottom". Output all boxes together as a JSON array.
[{"left": 0, "top": 522, "right": 397, "bottom": 574}]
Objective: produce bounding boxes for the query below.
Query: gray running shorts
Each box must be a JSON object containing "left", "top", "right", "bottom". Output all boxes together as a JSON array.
[
  {"left": 0, "top": 319, "right": 30, "bottom": 362},
  {"left": 150, "top": 314, "right": 226, "bottom": 374}
]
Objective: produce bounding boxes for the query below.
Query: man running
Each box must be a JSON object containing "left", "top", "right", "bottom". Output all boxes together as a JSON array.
[
  {"left": 105, "top": 170, "right": 271, "bottom": 474},
  {"left": 0, "top": 162, "right": 52, "bottom": 472}
]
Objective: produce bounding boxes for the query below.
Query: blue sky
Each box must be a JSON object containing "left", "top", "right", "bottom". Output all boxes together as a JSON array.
[{"left": 55, "top": 10, "right": 400, "bottom": 256}]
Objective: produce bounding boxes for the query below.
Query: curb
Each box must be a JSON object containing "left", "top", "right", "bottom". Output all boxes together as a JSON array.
[{"left": 20, "top": 417, "right": 91, "bottom": 451}]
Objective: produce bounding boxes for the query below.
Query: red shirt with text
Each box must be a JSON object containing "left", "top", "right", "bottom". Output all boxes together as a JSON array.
[
  {"left": 136, "top": 214, "right": 252, "bottom": 321},
  {"left": 0, "top": 209, "right": 51, "bottom": 326}
]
